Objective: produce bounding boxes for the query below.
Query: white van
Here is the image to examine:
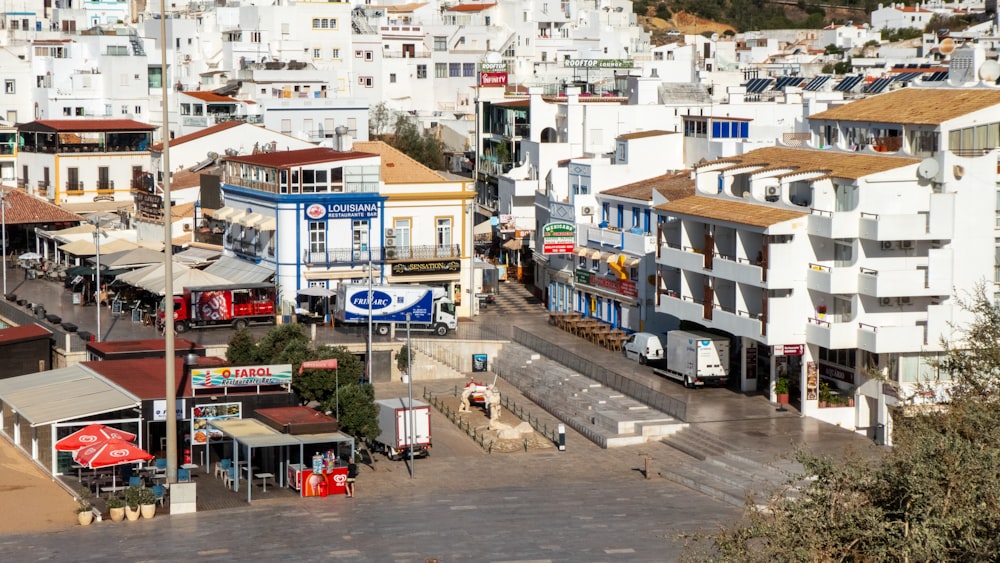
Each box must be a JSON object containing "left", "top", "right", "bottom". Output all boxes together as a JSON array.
[{"left": 623, "top": 332, "right": 664, "bottom": 365}]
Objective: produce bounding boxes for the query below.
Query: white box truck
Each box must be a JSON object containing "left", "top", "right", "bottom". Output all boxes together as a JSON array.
[
  {"left": 370, "top": 398, "right": 432, "bottom": 461},
  {"left": 654, "top": 330, "right": 731, "bottom": 388},
  {"left": 334, "top": 283, "right": 457, "bottom": 336}
]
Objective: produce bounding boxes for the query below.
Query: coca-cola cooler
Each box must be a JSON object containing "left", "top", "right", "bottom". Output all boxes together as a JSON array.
[{"left": 287, "top": 451, "right": 347, "bottom": 497}]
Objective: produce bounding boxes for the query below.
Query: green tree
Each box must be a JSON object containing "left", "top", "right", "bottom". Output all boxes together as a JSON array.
[
  {"left": 369, "top": 102, "right": 392, "bottom": 138},
  {"left": 255, "top": 323, "right": 309, "bottom": 364},
  {"left": 226, "top": 328, "right": 259, "bottom": 365},
  {"left": 684, "top": 287, "right": 1000, "bottom": 561},
  {"left": 330, "top": 382, "right": 379, "bottom": 438}
]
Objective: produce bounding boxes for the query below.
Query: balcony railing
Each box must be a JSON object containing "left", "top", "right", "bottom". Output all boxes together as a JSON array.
[
  {"left": 303, "top": 244, "right": 461, "bottom": 266},
  {"left": 66, "top": 181, "right": 83, "bottom": 192},
  {"left": 232, "top": 240, "right": 262, "bottom": 257},
  {"left": 96, "top": 180, "right": 115, "bottom": 192}
]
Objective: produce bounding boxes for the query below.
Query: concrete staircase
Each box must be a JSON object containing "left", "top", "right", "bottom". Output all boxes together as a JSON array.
[
  {"left": 494, "top": 341, "right": 684, "bottom": 448},
  {"left": 660, "top": 426, "right": 803, "bottom": 508}
]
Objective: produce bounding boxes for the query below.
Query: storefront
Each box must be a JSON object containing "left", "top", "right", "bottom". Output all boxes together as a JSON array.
[{"left": 573, "top": 269, "right": 639, "bottom": 330}]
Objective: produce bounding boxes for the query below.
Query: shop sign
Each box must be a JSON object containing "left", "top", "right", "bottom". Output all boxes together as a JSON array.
[
  {"left": 304, "top": 201, "right": 378, "bottom": 220},
  {"left": 806, "top": 362, "right": 818, "bottom": 400},
  {"left": 480, "top": 62, "right": 507, "bottom": 72},
  {"left": 479, "top": 71, "right": 507, "bottom": 87},
  {"left": 773, "top": 344, "right": 804, "bottom": 356},
  {"left": 191, "top": 364, "right": 293, "bottom": 388},
  {"left": 472, "top": 354, "right": 488, "bottom": 372},
  {"left": 542, "top": 222, "right": 575, "bottom": 255},
  {"left": 820, "top": 363, "right": 855, "bottom": 385},
  {"left": 152, "top": 399, "right": 185, "bottom": 422},
  {"left": 391, "top": 260, "right": 461, "bottom": 276},
  {"left": 745, "top": 347, "right": 757, "bottom": 379},
  {"left": 135, "top": 191, "right": 163, "bottom": 220},
  {"left": 190, "top": 402, "right": 241, "bottom": 444},
  {"left": 574, "top": 269, "right": 638, "bottom": 298},
  {"left": 564, "top": 58, "right": 635, "bottom": 69}
]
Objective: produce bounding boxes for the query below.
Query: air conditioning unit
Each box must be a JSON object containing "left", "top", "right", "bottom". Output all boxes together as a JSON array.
[
  {"left": 385, "top": 228, "right": 394, "bottom": 237},
  {"left": 386, "top": 248, "right": 398, "bottom": 259},
  {"left": 385, "top": 236, "right": 396, "bottom": 246},
  {"left": 898, "top": 296, "right": 912, "bottom": 305},
  {"left": 879, "top": 297, "right": 893, "bottom": 306},
  {"left": 899, "top": 240, "right": 914, "bottom": 249},
  {"left": 581, "top": 206, "right": 594, "bottom": 216},
  {"left": 766, "top": 186, "right": 779, "bottom": 196},
  {"left": 880, "top": 241, "right": 894, "bottom": 250}
]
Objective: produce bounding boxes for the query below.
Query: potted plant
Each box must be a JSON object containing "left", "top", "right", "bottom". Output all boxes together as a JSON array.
[
  {"left": 775, "top": 378, "right": 790, "bottom": 404},
  {"left": 106, "top": 495, "right": 126, "bottom": 522},
  {"left": 819, "top": 381, "right": 831, "bottom": 408},
  {"left": 817, "top": 305, "right": 827, "bottom": 320},
  {"left": 75, "top": 487, "right": 95, "bottom": 526},
  {"left": 137, "top": 487, "right": 157, "bottom": 519},
  {"left": 124, "top": 486, "right": 142, "bottom": 521}
]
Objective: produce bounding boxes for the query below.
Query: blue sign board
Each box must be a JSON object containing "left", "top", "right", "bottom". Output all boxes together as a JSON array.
[{"left": 304, "top": 201, "right": 379, "bottom": 220}]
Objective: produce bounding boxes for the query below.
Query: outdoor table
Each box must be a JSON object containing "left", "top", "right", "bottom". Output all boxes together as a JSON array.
[
  {"left": 100, "top": 485, "right": 126, "bottom": 498},
  {"left": 255, "top": 472, "right": 274, "bottom": 493}
]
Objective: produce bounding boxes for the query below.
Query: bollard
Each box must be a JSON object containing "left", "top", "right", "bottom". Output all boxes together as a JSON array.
[
  {"left": 639, "top": 453, "right": 653, "bottom": 479},
  {"left": 557, "top": 423, "right": 566, "bottom": 451}
]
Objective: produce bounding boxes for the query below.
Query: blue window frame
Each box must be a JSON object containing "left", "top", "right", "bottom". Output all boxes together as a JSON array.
[
  {"left": 616, "top": 205, "right": 624, "bottom": 229},
  {"left": 643, "top": 210, "right": 651, "bottom": 233},
  {"left": 602, "top": 202, "right": 609, "bottom": 222}
]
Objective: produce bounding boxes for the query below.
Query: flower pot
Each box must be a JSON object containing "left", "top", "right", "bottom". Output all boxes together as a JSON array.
[
  {"left": 777, "top": 392, "right": 789, "bottom": 405},
  {"left": 125, "top": 505, "right": 141, "bottom": 521},
  {"left": 819, "top": 401, "right": 828, "bottom": 408},
  {"left": 848, "top": 398, "right": 855, "bottom": 407},
  {"left": 140, "top": 504, "right": 156, "bottom": 519},
  {"left": 77, "top": 511, "right": 94, "bottom": 526},
  {"left": 109, "top": 507, "right": 125, "bottom": 522}
]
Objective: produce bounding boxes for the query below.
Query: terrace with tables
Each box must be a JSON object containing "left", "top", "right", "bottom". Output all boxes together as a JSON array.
[{"left": 548, "top": 311, "right": 629, "bottom": 351}]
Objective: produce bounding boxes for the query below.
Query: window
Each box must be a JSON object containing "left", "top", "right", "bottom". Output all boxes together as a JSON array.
[
  {"left": 449, "top": 63, "right": 461, "bottom": 77},
  {"left": 3, "top": 80, "right": 12, "bottom": 94},
  {"left": 309, "top": 222, "right": 326, "bottom": 253},
  {"left": 436, "top": 218, "right": 452, "bottom": 250},
  {"left": 462, "top": 63, "right": 475, "bottom": 77},
  {"left": 417, "top": 65, "right": 427, "bottom": 79},
  {"left": 75, "top": 107, "right": 84, "bottom": 116},
  {"left": 365, "top": 51, "right": 373, "bottom": 61},
  {"left": 434, "top": 36, "right": 447, "bottom": 51},
  {"left": 331, "top": 48, "right": 340, "bottom": 59},
  {"left": 389, "top": 73, "right": 396, "bottom": 83},
  {"left": 357, "top": 76, "right": 373, "bottom": 87},
  {"left": 63, "top": 107, "right": 71, "bottom": 116},
  {"left": 394, "top": 219, "right": 411, "bottom": 249},
  {"left": 67, "top": 168, "right": 80, "bottom": 192},
  {"left": 435, "top": 63, "right": 447, "bottom": 78},
  {"left": 134, "top": 105, "right": 141, "bottom": 114},
  {"left": 122, "top": 105, "right": 129, "bottom": 115},
  {"left": 355, "top": 50, "right": 363, "bottom": 58},
  {"left": 250, "top": 31, "right": 261, "bottom": 43},
  {"left": 313, "top": 48, "right": 321, "bottom": 59},
  {"left": 353, "top": 220, "right": 370, "bottom": 254}
]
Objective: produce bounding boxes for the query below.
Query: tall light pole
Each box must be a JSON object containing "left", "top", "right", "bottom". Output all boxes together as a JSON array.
[
  {"left": 160, "top": 0, "right": 178, "bottom": 484},
  {"left": 1, "top": 188, "right": 8, "bottom": 296},
  {"left": 367, "top": 221, "right": 373, "bottom": 384},
  {"left": 92, "top": 225, "right": 107, "bottom": 341},
  {"left": 406, "top": 312, "right": 414, "bottom": 478}
]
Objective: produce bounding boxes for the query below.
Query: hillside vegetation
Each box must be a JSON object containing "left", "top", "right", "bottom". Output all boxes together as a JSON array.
[{"left": 634, "top": 0, "right": 905, "bottom": 34}]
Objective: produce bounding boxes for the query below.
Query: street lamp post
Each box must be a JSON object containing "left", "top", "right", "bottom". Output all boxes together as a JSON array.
[
  {"left": 92, "top": 225, "right": 108, "bottom": 342},
  {"left": 367, "top": 223, "right": 373, "bottom": 384},
  {"left": 406, "top": 312, "right": 414, "bottom": 478},
  {"left": 1, "top": 189, "right": 8, "bottom": 296}
]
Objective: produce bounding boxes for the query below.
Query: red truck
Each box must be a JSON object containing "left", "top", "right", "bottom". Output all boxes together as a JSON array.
[{"left": 159, "top": 283, "right": 277, "bottom": 332}]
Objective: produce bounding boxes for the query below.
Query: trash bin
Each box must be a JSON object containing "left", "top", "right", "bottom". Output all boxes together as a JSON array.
[{"left": 874, "top": 423, "right": 886, "bottom": 446}]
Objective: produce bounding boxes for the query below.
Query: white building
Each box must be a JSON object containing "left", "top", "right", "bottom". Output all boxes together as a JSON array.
[
  {"left": 655, "top": 85, "right": 1000, "bottom": 442},
  {"left": 871, "top": 3, "right": 936, "bottom": 30}
]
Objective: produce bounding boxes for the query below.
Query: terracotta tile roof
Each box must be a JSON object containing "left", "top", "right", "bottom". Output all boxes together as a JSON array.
[
  {"left": 617, "top": 130, "right": 674, "bottom": 141},
  {"left": 701, "top": 146, "right": 919, "bottom": 180},
  {"left": 181, "top": 91, "right": 241, "bottom": 103},
  {"left": 223, "top": 147, "right": 376, "bottom": 168},
  {"left": 165, "top": 121, "right": 245, "bottom": 148},
  {"left": 445, "top": 3, "right": 496, "bottom": 12},
  {"left": 808, "top": 88, "right": 1000, "bottom": 126},
  {"left": 84, "top": 358, "right": 192, "bottom": 400},
  {"left": 20, "top": 119, "right": 156, "bottom": 132},
  {"left": 0, "top": 324, "right": 52, "bottom": 345},
  {"left": 603, "top": 171, "right": 694, "bottom": 201},
  {"left": 656, "top": 195, "right": 807, "bottom": 228},
  {"left": 495, "top": 99, "right": 529, "bottom": 107},
  {"left": 386, "top": 3, "right": 429, "bottom": 13},
  {"left": 2, "top": 188, "right": 83, "bottom": 225},
  {"left": 351, "top": 141, "right": 447, "bottom": 183}
]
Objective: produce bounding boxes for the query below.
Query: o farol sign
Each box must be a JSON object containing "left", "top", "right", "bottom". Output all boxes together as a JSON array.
[{"left": 191, "top": 364, "right": 293, "bottom": 389}]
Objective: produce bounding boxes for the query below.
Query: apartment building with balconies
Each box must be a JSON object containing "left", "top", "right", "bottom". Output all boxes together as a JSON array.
[{"left": 654, "top": 84, "right": 1000, "bottom": 442}]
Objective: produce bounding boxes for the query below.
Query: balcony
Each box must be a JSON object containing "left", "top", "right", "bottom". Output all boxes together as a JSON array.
[
  {"left": 709, "top": 307, "right": 764, "bottom": 337},
  {"left": 658, "top": 243, "right": 707, "bottom": 272},
  {"left": 710, "top": 255, "right": 765, "bottom": 287},
  {"left": 656, "top": 292, "right": 704, "bottom": 321},
  {"left": 304, "top": 244, "right": 461, "bottom": 266},
  {"left": 808, "top": 209, "right": 859, "bottom": 239},
  {"left": 857, "top": 194, "right": 955, "bottom": 241},
  {"left": 857, "top": 261, "right": 943, "bottom": 298},
  {"left": 806, "top": 317, "right": 858, "bottom": 349},
  {"left": 66, "top": 181, "right": 83, "bottom": 193},
  {"left": 585, "top": 226, "right": 655, "bottom": 255},
  {"left": 857, "top": 322, "right": 927, "bottom": 353},
  {"left": 806, "top": 263, "right": 858, "bottom": 294},
  {"left": 35, "top": 182, "right": 50, "bottom": 198}
]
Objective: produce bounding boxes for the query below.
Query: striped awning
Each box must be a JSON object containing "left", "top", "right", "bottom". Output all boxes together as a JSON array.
[
  {"left": 238, "top": 212, "right": 264, "bottom": 227},
  {"left": 255, "top": 217, "right": 276, "bottom": 231},
  {"left": 212, "top": 207, "right": 236, "bottom": 221}
]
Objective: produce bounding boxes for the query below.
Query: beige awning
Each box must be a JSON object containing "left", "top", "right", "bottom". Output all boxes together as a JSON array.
[
  {"left": 238, "top": 212, "right": 264, "bottom": 227},
  {"left": 59, "top": 238, "right": 137, "bottom": 257},
  {"left": 473, "top": 221, "right": 493, "bottom": 235},
  {"left": 575, "top": 247, "right": 590, "bottom": 257},
  {"left": 589, "top": 249, "right": 602, "bottom": 259},
  {"left": 227, "top": 210, "right": 247, "bottom": 224},
  {"left": 502, "top": 238, "right": 523, "bottom": 250},
  {"left": 212, "top": 207, "right": 236, "bottom": 221},
  {"left": 255, "top": 217, "right": 276, "bottom": 231},
  {"left": 624, "top": 257, "right": 641, "bottom": 268},
  {"left": 607, "top": 254, "right": 620, "bottom": 264}
]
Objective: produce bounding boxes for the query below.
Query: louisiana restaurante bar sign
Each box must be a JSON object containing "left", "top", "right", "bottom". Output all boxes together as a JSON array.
[{"left": 392, "top": 260, "right": 461, "bottom": 276}]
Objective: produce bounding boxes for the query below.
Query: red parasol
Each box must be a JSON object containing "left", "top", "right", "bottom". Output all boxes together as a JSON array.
[
  {"left": 73, "top": 438, "right": 153, "bottom": 469},
  {"left": 55, "top": 424, "right": 137, "bottom": 452}
]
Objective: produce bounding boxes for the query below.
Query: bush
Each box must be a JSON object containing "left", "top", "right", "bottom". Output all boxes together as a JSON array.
[{"left": 106, "top": 495, "right": 125, "bottom": 509}]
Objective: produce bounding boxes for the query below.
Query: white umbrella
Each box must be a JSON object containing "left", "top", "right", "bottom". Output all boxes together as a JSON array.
[{"left": 18, "top": 252, "right": 41, "bottom": 260}]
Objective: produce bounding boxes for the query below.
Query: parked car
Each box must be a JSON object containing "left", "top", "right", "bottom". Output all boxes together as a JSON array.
[{"left": 623, "top": 332, "right": 664, "bottom": 365}]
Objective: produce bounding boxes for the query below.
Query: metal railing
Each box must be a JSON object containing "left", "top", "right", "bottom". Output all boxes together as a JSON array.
[{"left": 303, "top": 244, "right": 461, "bottom": 266}]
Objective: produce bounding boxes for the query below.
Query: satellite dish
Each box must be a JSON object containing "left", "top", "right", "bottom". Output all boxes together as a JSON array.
[
  {"left": 939, "top": 38, "right": 955, "bottom": 56},
  {"left": 980, "top": 60, "right": 1000, "bottom": 82},
  {"left": 917, "top": 158, "right": 940, "bottom": 181},
  {"left": 207, "top": 151, "right": 219, "bottom": 160},
  {"left": 485, "top": 51, "right": 502, "bottom": 64},
  {"left": 711, "top": 33, "right": 719, "bottom": 41}
]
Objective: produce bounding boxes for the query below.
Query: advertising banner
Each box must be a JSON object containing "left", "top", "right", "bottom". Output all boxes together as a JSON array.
[
  {"left": 190, "top": 402, "right": 241, "bottom": 444},
  {"left": 304, "top": 201, "right": 378, "bottom": 220},
  {"left": 191, "top": 364, "right": 293, "bottom": 389},
  {"left": 542, "top": 222, "right": 576, "bottom": 255}
]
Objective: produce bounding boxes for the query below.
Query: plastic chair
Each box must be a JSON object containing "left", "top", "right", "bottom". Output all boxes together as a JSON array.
[
  {"left": 128, "top": 476, "right": 143, "bottom": 488},
  {"left": 152, "top": 485, "right": 166, "bottom": 507},
  {"left": 214, "top": 458, "right": 232, "bottom": 479},
  {"left": 154, "top": 458, "right": 167, "bottom": 473},
  {"left": 224, "top": 466, "right": 238, "bottom": 490},
  {"left": 178, "top": 468, "right": 191, "bottom": 483}
]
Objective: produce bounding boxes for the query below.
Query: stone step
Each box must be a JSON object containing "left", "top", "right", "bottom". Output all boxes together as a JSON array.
[
  {"left": 660, "top": 430, "right": 727, "bottom": 461},
  {"left": 660, "top": 462, "right": 749, "bottom": 508}
]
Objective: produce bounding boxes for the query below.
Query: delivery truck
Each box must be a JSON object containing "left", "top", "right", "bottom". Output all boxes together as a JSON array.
[
  {"left": 370, "top": 398, "right": 431, "bottom": 461},
  {"left": 653, "top": 330, "right": 731, "bottom": 388},
  {"left": 159, "top": 283, "right": 277, "bottom": 332},
  {"left": 334, "top": 283, "right": 456, "bottom": 336}
]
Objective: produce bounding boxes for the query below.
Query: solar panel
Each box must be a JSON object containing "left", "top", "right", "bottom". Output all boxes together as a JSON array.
[
  {"left": 834, "top": 75, "right": 864, "bottom": 92},
  {"left": 907, "top": 63, "right": 918, "bottom": 68},
  {"left": 923, "top": 71, "right": 948, "bottom": 82},
  {"left": 893, "top": 63, "right": 904, "bottom": 69},
  {"left": 772, "top": 76, "right": 803, "bottom": 90},
  {"left": 803, "top": 75, "right": 831, "bottom": 91},
  {"left": 919, "top": 63, "right": 932, "bottom": 68},
  {"left": 895, "top": 72, "right": 920, "bottom": 82},
  {"left": 745, "top": 78, "right": 773, "bottom": 93},
  {"left": 865, "top": 77, "right": 893, "bottom": 94}
]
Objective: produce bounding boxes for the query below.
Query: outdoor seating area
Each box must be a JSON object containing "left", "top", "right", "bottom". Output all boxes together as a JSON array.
[{"left": 549, "top": 311, "right": 629, "bottom": 352}]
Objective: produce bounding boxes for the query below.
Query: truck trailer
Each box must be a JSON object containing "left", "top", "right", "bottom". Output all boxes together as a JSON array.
[
  {"left": 160, "top": 283, "right": 277, "bottom": 332},
  {"left": 653, "top": 330, "right": 731, "bottom": 388},
  {"left": 370, "top": 398, "right": 431, "bottom": 461},
  {"left": 334, "top": 283, "right": 456, "bottom": 336}
]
